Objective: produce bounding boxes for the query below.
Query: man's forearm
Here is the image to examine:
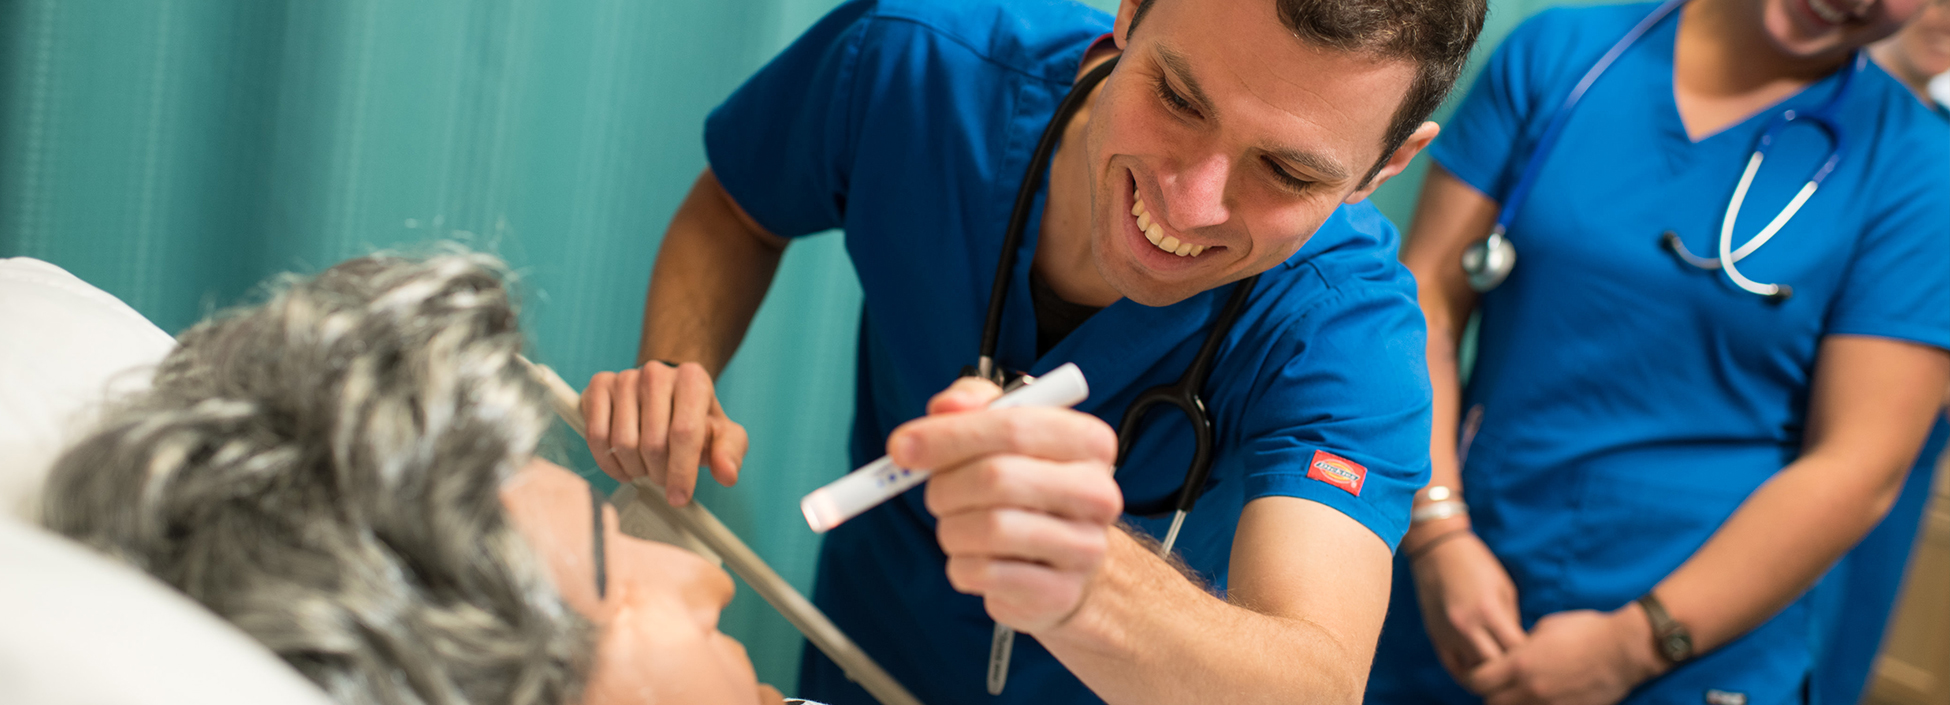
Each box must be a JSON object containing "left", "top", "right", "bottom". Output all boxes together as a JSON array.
[
  {"left": 638, "top": 169, "right": 787, "bottom": 375},
  {"left": 1037, "top": 530, "right": 1365, "bottom": 705}
]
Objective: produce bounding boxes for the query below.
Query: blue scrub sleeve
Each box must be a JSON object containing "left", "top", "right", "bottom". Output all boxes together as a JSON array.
[
  {"left": 1427, "top": 7, "right": 1622, "bottom": 201},
  {"left": 1238, "top": 285, "right": 1434, "bottom": 551},
  {"left": 704, "top": 0, "right": 876, "bottom": 239},
  {"left": 1824, "top": 142, "right": 1950, "bottom": 350}
]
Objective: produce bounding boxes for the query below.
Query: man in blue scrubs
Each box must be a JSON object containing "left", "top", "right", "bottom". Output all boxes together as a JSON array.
[{"left": 581, "top": 0, "right": 1484, "bottom": 702}]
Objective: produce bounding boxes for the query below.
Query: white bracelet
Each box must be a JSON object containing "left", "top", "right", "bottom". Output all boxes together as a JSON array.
[{"left": 1410, "top": 499, "right": 1468, "bottom": 524}]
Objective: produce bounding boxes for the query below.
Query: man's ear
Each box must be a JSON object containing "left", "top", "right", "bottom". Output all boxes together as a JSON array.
[
  {"left": 1344, "top": 121, "right": 1441, "bottom": 204},
  {"left": 1114, "top": 0, "right": 1142, "bottom": 49}
]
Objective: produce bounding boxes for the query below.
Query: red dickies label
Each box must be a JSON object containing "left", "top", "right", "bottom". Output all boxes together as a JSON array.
[{"left": 1307, "top": 450, "right": 1367, "bottom": 497}]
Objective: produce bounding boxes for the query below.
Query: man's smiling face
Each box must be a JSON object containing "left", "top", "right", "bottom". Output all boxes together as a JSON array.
[{"left": 1083, "top": 0, "right": 1427, "bottom": 306}]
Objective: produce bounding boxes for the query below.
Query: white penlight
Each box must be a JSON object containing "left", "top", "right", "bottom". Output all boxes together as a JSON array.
[{"left": 799, "top": 364, "right": 1091, "bottom": 533}]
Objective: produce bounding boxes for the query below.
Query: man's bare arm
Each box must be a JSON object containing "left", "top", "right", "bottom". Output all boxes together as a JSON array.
[
  {"left": 1038, "top": 498, "right": 1391, "bottom": 705},
  {"left": 583, "top": 168, "right": 787, "bottom": 502},
  {"left": 638, "top": 168, "right": 789, "bottom": 375}
]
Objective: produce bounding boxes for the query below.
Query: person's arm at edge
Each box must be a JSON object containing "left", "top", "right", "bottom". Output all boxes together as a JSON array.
[
  {"left": 581, "top": 168, "right": 785, "bottom": 503},
  {"left": 1397, "top": 164, "right": 1492, "bottom": 548},
  {"left": 1395, "top": 164, "right": 1529, "bottom": 676},
  {"left": 638, "top": 168, "right": 789, "bottom": 374}
]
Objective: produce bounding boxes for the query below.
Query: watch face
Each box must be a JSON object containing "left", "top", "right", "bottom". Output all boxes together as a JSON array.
[{"left": 1660, "top": 632, "right": 1693, "bottom": 661}]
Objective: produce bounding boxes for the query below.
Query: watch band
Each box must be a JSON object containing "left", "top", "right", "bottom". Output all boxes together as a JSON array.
[{"left": 1636, "top": 592, "right": 1695, "bottom": 664}]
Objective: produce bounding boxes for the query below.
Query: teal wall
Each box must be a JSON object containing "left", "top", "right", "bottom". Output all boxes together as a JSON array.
[{"left": 0, "top": 0, "right": 1592, "bottom": 693}]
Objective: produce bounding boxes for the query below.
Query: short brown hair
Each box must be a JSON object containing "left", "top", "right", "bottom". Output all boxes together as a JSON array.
[{"left": 1128, "top": 0, "right": 1487, "bottom": 185}]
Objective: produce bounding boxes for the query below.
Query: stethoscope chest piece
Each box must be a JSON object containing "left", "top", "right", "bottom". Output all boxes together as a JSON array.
[{"left": 1462, "top": 229, "right": 1517, "bottom": 293}]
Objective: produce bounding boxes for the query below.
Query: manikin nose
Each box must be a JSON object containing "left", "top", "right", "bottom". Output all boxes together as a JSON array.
[{"left": 1156, "top": 152, "right": 1231, "bottom": 231}]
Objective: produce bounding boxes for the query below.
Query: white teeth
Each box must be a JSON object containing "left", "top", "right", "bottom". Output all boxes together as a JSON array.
[
  {"left": 1808, "top": 0, "right": 1846, "bottom": 23},
  {"left": 1133, "top": 185, "right": 1211, "bottom": 257}
]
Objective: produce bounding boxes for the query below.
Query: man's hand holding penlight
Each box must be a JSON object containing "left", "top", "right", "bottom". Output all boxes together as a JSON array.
[{"left": 889, "top": 377, "right": 1124, "bottom": 633}]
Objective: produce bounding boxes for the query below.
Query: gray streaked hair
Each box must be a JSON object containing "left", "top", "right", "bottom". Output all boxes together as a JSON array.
[{"left": 40, "top": 251, "right": 593, "bottom": 705}]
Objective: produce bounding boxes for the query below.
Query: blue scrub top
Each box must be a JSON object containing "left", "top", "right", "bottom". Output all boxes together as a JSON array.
[
  {"left": 704, "top": 0, "right": 1434, "bottom": 702},
  {"left": 1365, "top": 4, "right": 1950, "bottom": 705}
]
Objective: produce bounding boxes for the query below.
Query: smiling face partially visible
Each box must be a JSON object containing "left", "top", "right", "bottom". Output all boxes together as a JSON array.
[
  {"left": 1757, "top": 0, "right": 1931, "bottom": 59},
  {"left": 1075, "top": 0, "right": 1435, "bottom": 307}
]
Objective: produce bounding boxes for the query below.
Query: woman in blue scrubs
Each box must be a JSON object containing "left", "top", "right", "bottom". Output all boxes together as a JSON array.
[{"left": 1367, "top": 0, "right": 1950, "bottom": 701}]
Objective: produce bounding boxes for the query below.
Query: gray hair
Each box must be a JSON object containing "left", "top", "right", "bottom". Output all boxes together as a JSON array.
[{"left": 40, "top": 252, "right": 593, "bottom": 705}]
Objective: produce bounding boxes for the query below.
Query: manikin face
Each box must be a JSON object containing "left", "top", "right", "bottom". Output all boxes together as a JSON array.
[
  {"left": 501, "top": 459, "right": 777, "bottom": 705},
  {"left": 1755, "top": 0, "right": 1932, "bottom": 59},
  {"left": 1082, "top": 0, "right": 1423, "bottom": 306}
]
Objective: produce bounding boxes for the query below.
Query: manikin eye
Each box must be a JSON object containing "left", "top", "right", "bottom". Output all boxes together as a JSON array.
[{"left": 590, "top": 483, "right": 608, "bottom": 599}]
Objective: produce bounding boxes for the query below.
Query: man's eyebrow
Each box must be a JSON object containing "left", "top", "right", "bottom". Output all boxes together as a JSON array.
[
  {"left": 1153, "top": 45, "right": 1217, "bottom": 115},
  {"left": 1265, "top": 145, "right": 1351, "bottom": 183}
]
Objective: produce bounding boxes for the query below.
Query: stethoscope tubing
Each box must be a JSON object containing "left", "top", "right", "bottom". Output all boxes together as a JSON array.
[
  {"left": 977, "top": 57, "right": 1122, "bottom": 383},
  {"left": 1467, "top": 0, "right": 1860, "bottom": 302}
]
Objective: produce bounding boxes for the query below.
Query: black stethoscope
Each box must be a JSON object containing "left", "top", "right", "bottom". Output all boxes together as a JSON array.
[
  {"left": 1461, "top": 0, "right": 1859, "bottom": 303},
  {"left": 973, "top": 53, "right": 1259, "bottom": 694}
]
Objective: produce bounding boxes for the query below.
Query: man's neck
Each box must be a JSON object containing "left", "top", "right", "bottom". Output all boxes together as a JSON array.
[{"left": 1034, "top": 49, "right": 1124, "bottom": 309}]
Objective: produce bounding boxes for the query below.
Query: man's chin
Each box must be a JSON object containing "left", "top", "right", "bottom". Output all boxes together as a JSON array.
[{"left": 1100, "top": 265, "right": 1201, "bottom": 308}]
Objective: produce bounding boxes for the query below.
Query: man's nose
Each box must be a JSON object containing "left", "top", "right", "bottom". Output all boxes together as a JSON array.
[{"left": 1157, "top": 152, "right": 1231, "bottom": 231}]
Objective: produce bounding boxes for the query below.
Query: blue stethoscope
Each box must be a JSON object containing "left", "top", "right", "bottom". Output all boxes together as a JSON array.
[{"left": 1461, "top": 0, "right": 1861, "bottom": 302}]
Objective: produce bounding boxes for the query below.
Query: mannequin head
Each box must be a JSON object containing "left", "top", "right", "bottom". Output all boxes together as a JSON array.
[{"left": 41, "top": 252, "right": 770, "bottom": 705}]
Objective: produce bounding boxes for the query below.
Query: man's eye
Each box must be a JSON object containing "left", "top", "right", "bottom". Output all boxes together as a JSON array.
[
  {"left": 1263, "top": 157, "right": 1314, "bottom": 191},
  {"left": 1155, "top": 78, "right": 1200, "bottom": 118}
]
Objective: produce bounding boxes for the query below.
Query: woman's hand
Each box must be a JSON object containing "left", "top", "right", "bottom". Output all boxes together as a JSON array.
[
  {"left": 1410, "top": 531, "right": 1528, "bottom": 682},
  {"left": 1465, "top": 606, "right": 1666, "bottom": 705}
]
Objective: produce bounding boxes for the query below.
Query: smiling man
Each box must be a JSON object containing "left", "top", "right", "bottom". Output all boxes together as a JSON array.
[{"left": 581, "top": 0, "right": 1484, "bottom": 702}]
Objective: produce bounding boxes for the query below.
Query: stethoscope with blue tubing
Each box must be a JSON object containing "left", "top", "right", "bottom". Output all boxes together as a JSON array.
[
  {"left": 971, "top": 53, "right": 1259, "bottom": 694},
  {"left": 1461, "top": 0, "right": 1863, "bottom": 303}
]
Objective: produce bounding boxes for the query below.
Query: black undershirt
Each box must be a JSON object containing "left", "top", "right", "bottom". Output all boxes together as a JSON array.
[{"left": 1029, "top": 269, "right": 1103, "bottom": 356}]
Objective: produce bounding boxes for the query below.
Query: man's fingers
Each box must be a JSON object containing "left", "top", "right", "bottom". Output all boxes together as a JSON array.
[
  {"left": 582, "top": 373, "right": 626, "bottom": 482},
  {"left": 890, "top": 407, "right": 1117, "bottom": 470},
  {"left": 636, "top": 363, "right": 676, "bottom": 489},
  {"left": 942, "top": 555, "right": 1092, "bottom": 628},
  {"left": 663, "top": 363, "right": 714, "bottom": 505},
  {"left": 609, "top": 369, "right": 648, "bottom": 481},
  {"left": 935, "top": 507, "right": 1109, "bottom": 572},
  {"left": 924, "top": 455, "right": 1121, "bottom": 525},
  {"left": 707, "top": 417, "right": 748, "bottom": 487},
  {"left": 927, "top": 377, "right": 1004, "bottom": 415}
]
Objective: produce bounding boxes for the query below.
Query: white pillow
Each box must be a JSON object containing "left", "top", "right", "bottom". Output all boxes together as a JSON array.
[
  {"left": 0, "top": 258, "right": 334, "bottom": 704},
  {"left": 0, "top": 515, "right": 334, "bottom": 705},
  {"left": 0, "top": 258, "right": 175, "bottom": 522}
]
